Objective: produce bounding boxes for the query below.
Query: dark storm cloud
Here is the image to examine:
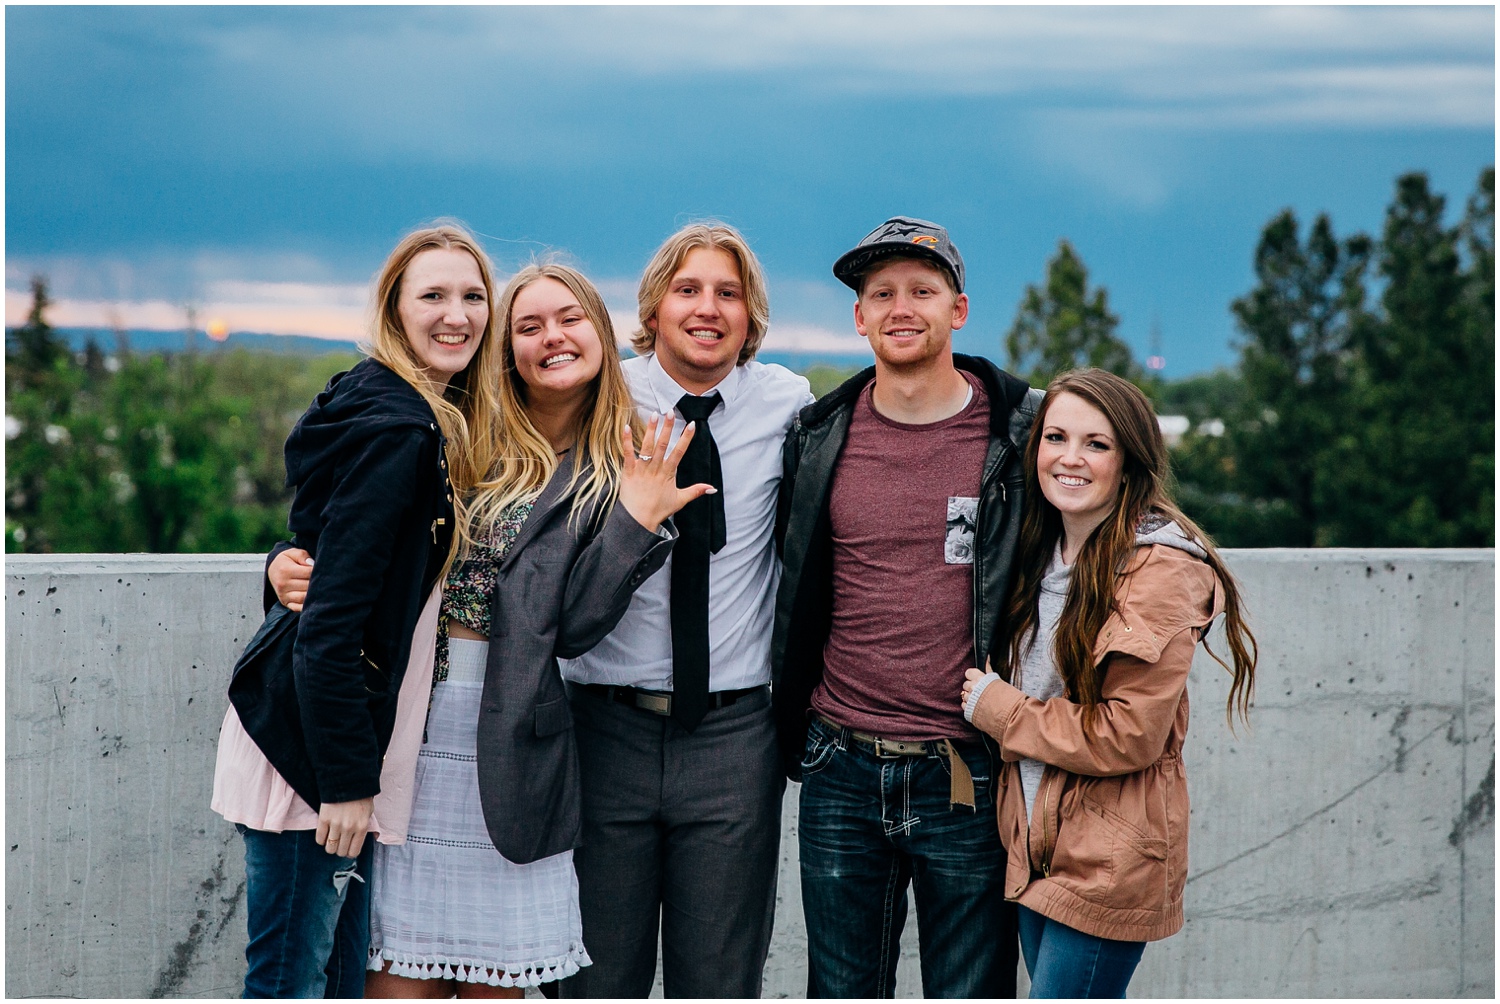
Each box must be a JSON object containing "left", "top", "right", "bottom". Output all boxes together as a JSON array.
[{"left": 6, "top": 6, "right": 1493, "bottom": 371}]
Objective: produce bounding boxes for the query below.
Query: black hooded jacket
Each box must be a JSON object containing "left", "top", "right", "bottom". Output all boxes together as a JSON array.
[
  {"left": 770, "top": 354, "right": 1041, "bottom": 781},
  {"left": 243, "top": 358, "right": 455, "bottom": 807}
]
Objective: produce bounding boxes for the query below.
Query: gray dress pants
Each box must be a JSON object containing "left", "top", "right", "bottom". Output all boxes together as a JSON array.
[{"left": 560, "top": 686, "right": 783, "bottom": 999}]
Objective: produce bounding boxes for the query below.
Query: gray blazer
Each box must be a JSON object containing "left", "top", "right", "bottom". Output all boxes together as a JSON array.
[{"left": 474, "top": 453, "right": 675, "bottom": 864}]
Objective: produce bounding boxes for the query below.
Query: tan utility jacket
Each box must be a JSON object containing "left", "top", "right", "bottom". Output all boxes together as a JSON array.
[{"left": 971, "top": 543, "right": 1224, "bottom": 943}]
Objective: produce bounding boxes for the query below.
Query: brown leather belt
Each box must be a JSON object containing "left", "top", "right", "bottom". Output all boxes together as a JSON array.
[
  {"left": 815, "top": 714, "right": 978, "bottom": 809},
  {"left": 574, "top": 683, "right": 765, "bottom": 717}
]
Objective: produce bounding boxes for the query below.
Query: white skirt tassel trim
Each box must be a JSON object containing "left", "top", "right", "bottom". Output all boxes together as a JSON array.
[{"left": 368, "top": 943, "right": 591, "bottom": 987}]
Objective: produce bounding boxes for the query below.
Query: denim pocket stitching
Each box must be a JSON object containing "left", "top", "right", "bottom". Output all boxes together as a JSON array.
[{"left": 800, "top": 728, "right": 838, "bottom": 776}]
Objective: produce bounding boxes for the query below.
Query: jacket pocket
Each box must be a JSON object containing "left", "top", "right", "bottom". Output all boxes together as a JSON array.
[
  {"left": 1085, "top": 794, "right": 1169, "bottom": 906},
  {"left": 534, "top": 697, "right": 573, "bottom": 738},
  {"left": 1050, "top": 797, "right": 1116, "bottom": 904}
]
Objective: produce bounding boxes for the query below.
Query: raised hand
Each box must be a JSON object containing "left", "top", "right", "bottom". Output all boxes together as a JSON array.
[
  {"left": 617, "top": 413, "right": 717, "bottom": 534},
  {"left": 269, "top": 547, "right": 314, "bottom": 611}
]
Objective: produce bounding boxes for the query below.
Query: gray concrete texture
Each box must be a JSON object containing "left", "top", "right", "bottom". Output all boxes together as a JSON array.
[{"left": 5, "top": 549, "right": 1493, "bottom": 998}]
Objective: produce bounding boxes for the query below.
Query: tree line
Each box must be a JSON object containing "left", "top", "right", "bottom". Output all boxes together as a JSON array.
[
  {"left": 7, "top": 167, "right": 1492, "bottom": 553},
  {"left": 6, "top": 283, "right": 357, "bottom": 554}
]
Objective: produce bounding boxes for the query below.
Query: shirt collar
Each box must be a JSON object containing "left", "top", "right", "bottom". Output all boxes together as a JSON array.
[{"left": 644, "top": 353, "right": 746, "bottom": 416}]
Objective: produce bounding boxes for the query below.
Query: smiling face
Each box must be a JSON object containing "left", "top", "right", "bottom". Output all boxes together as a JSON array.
[
  {"left": 853, "top": 257, "right": 968, "bottom": 370},
  {"left": 1036, "top": 391, "right": 1127, "bottom": 542},
  {"left": 647, "top": 246, "right": 751, "bottom": 394},
  {"left": 396, "top": 247, "right": 489, "bottom": 388},
  {"left": 508, "top": 276, "right": 605, "bottom": 410}
]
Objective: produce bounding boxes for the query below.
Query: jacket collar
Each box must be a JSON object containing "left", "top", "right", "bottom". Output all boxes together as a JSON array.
[{"left": 797, "top": 353, "right": 1029, "bottom": 437}]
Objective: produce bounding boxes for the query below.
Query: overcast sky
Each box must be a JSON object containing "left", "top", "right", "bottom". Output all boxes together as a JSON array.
[{"left": 5, "top": 5, "right": 1494, "bottom": 373}]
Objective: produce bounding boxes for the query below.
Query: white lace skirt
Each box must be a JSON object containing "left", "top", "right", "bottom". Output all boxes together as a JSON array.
[{"left": 367, "top": 637, "right": 591, "bottom": 987}]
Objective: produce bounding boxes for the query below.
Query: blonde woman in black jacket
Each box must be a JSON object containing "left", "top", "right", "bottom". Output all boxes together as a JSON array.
[
  {"left": 214, "top": 225, "right": 505, "bottom": 997},
  {"left": 268, "top": 262, "right": 708, "bottom": 996}
]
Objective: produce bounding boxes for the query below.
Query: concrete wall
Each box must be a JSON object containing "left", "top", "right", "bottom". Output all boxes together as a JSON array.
[{"left": 6, "top": 550, "right": 1493, "bottom": 998}]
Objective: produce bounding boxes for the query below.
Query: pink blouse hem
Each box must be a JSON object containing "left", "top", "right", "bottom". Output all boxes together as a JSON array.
[{"left": 210, "top": 587, "right": 441, "bottom": 844}]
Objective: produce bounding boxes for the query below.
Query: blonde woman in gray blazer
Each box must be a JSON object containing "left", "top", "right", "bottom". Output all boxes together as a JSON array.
[{"left": 269, "top": 262, "right": 711, "bottom": 997}]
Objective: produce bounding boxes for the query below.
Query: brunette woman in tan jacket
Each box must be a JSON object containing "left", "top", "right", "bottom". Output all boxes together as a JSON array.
[{"left": 961, "top": 369, "right": 1256, "bottom": 998}]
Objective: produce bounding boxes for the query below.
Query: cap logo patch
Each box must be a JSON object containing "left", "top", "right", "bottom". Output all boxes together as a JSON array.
[{"left": 912, "top": 235, "right": 939, "bottom": 247}]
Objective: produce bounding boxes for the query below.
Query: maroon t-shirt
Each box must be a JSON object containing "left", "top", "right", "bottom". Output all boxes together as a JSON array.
[{"left": 810, "top": 372, "right": 990, "bottom": 740}]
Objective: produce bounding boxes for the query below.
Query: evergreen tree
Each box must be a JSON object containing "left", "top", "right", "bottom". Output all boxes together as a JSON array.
[
  {"left": 1216, "top": 210, "right": 1372, "bottom": 545},
  {"left": 1005, "top": 240, "right": 1138, "bottom": 386},
  {"left": 1328, "top": 170, "right": 1494, "bottom": 545},
  {"left": 1460, "top": 170, "right": 1496, "bottom": 541},
  {"left": 8, "top": 276, "right": 68, "bottom": 384},
  {"left": 6, "top": 276, "right": 80, "bottom": 549}
]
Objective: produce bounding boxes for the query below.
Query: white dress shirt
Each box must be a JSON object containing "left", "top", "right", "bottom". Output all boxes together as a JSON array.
[{"left": 559, "top": 353, "right": 814, "bottom": 692}]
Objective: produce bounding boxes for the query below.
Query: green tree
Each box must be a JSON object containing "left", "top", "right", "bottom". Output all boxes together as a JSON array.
[
  {"left": 6, "top": 276, "right": 88, "bottom": 550},
  {"left": 1327, "top": 169, "right": 1494, "bottom": 546},
  {"left": 1005, "top": 239, "right": 1139, "bottom": 387},
  {"left": 802, "top": 364, "right": 863, "bottom": 399},
  {"left": 8, "top": 276, "right": 68, "bottom": 384},
  {"left": 1217, "top": 211, "right": 1371, "bottom": 545},
  {"left": 206, "top": 348, "right": 361, "bottom": 550},
  {"left": 1153, "top": 368, "right": 1245, "bottom": 426}
]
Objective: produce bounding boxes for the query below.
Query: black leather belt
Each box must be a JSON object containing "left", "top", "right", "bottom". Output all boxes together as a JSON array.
[{"left": 573, "top": 683, "right": 765, "bottom": 717}]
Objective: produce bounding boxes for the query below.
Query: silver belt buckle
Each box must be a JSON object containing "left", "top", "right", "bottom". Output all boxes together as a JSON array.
[{"left": 635, "top": 690, "right": 672, "bottom": 716}]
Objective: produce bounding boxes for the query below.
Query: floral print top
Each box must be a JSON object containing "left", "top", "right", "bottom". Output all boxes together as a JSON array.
[{"left": 434, "top": 499, "right": 534, "bottom": 684}]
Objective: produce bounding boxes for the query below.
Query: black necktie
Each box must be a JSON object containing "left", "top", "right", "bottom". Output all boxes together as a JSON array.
[{"left": 670, "top": 392, "right": 726, "bottom": 732}]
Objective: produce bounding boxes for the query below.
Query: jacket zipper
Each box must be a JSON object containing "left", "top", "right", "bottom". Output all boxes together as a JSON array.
[
  {"left": 359, "top": 649, "right": 387, "bottom": 693},
  {"left": 1038, "top": 769, "right": 1058, "bottom": 877}
]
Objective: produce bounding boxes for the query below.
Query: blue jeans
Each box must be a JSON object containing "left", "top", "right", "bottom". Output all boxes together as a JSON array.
[
  {"left": 238, "top": 824, "right": 372, "bottom": 999},
  {"left": 798, "top": 717, "right": 1017, "bottom": 998},
  {"left": 1017, "top": 905, "right": 1144, "bottom": 998}
]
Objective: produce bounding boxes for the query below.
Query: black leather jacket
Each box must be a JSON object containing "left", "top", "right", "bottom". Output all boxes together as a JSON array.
[{"left": 769, "top": 354, "right": 1041, "bottom": 780}]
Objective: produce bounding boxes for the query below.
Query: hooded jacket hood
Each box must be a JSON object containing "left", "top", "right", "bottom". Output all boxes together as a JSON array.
[
  {"left": 1135, "top": 511, "right": 1207, "bottom": 560},
  {"left": 284, "top": 358, "right": 439, "bottom": 490}
]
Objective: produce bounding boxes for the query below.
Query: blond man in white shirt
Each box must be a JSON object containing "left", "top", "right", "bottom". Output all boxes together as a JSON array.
[{"left": 559, "top": 223, "right": 812, "bottom": 998}]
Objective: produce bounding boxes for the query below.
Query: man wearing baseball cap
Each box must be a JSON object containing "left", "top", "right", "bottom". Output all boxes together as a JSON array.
[{"left": 772, "top": 216, "right": 1040, "bottom": 996}]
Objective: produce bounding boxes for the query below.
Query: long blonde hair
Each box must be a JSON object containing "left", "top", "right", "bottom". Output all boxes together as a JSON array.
[
  {"left": 366, "top": 223, "right": 502, "bottom": 565},
  {"left": 467, "top": 262, "right": 643, "bottom": 537},
  {"left": 1004, "top": 369, "right": 1258, "bottom": 727},
  {"left": 630, "top": 222, "right": 771, "bottom": 364}
]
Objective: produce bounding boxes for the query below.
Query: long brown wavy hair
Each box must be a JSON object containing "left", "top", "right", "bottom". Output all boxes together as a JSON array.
[
  {"left": 466, "top": 262, "right": 643, "bottom": 538},
  {"left": 1003, "top": 369, "right": 1258, "bottom": 727},
  {"left": 366, "top": 223, "right": 503, "bottom": 571}
]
